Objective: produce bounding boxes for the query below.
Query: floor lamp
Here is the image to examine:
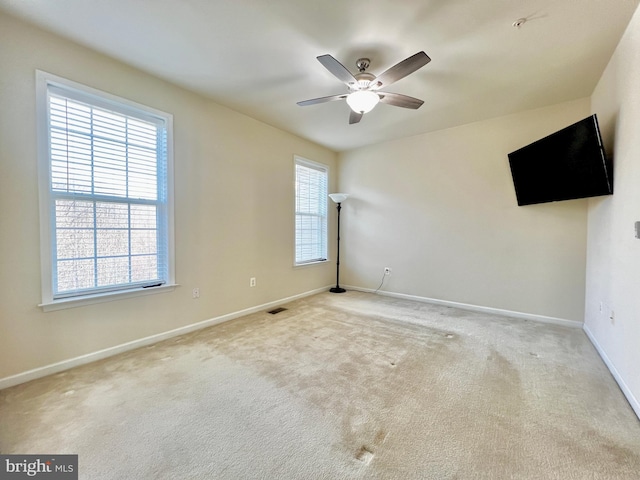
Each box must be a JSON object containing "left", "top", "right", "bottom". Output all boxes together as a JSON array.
[{"left": 328, "top": 193, "right": 349, "bottom": 293}]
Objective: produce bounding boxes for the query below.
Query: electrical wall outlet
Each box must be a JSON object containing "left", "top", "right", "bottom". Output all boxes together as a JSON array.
[
  {"left": 192, "top": 288, "right": 200, "bottom": 299},
  {"left": 600, "top": 302, "right": 615, "bottom": 325},
  {"left": 601, "top": 302, "right": 615, "bottom": 325},
  {"left": 250, "top": 277, "right": 256, "bottom": 287},
  {"left": 384, "top": 267, "right": 391, "bottom": 275}
]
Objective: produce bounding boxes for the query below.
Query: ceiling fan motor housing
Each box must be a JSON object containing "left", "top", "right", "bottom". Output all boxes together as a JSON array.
[{"left": 353, "top": 72, "right": 376, "bottom": 90}]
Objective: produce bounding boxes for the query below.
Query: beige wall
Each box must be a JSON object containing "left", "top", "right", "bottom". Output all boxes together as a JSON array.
[
  {"left": 586, "top": 5, "right": 640, "bottom": 415},
  {"left": 0, "top": 12, "right": 337, "bottom": 379},
  {"left": 338, "top": 98, "right": 591, "bottom": 322}
]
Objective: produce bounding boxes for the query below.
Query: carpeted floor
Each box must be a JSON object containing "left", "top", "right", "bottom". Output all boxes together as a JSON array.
[{"left": 1, "top": 291, "right": 639, "bottom": 479}]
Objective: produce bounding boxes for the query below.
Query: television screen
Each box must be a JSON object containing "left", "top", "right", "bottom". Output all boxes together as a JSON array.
[{"left": 507, "top": 115, "right": 612, "bottom": 206}]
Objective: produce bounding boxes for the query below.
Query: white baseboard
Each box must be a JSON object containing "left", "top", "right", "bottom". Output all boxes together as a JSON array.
[
  {"left": 0, "top": 286, "right": 331, "bottom": 390},
  {"left": 344, "top": 285, "right": 583, "bottom": 329},
  {"left": 583, "top": 325, "right": 640, "bottom": 421}
]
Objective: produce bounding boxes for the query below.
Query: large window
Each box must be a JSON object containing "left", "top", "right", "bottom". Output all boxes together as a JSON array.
[
  {"left": 36, "top": 72, "right": 174, "bottom": 309},
  {"left": 294, "top": 156, "right": 328, "bottom": 265}
]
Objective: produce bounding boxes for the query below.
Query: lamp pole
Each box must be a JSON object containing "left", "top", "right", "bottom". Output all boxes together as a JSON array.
[{"left": 328, "top": 193, "right": 349, "bottom": 293}]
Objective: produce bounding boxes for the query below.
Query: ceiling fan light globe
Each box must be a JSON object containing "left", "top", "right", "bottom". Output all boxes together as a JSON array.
[{"left": 346, "top": 91, "right": 379, "bottom": 114}]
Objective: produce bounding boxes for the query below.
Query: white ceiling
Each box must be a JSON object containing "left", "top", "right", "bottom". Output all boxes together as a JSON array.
[{"left": 1, "top": 0, "right": 638, "bottom": 152}]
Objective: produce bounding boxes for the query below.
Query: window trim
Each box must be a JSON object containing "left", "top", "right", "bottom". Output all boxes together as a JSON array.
[
  {"left": 36, "top": 70, "right": 176, "bottom": 310},
  {"left": 293, "top": 155, "right": 329, "bottom": 267}
]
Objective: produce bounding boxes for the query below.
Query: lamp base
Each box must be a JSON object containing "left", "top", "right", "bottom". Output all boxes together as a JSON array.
[{"left": 330, "top": 287, "right": 346, "bottom": 293}]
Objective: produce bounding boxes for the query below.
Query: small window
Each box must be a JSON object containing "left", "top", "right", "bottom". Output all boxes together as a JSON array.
[
  {"left": 36, "top": 72, "right": 174, "bottom": 308},
  {"left": 294, "top": 156, "right": 328, "bottom": 265}
]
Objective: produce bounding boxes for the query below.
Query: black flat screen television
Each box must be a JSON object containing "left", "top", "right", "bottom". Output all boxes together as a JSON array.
[{"left": 507, "top": 114, "right": 612, "bottom": 206}]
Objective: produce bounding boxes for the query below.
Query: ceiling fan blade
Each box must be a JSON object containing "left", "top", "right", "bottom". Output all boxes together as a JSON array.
[
  {"left": 317, "top": 54, "right": 358, "bottom": 86},
  {"left": 349, "top": 110, "right": 363, "bottom": 124},
  {"left": 297, "top": 94, "right": 347, "bottom": 106},
  {"left": 378, "top": 92, "right": 424, "bottom": 109},
  {"left": 373, "top": 51, "right": 431, "bottom": 89}
]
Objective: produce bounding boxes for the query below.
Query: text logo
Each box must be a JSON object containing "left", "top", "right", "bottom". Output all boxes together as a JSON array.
[{"left": 0, "top": 455, "right": 77, "bottom": 479}]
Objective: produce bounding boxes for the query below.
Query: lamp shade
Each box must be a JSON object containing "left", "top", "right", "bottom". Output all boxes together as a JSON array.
[
  {"left": 329, "top": 193, "right": 349, "bottom": 203},
  {"left": 346, "top": 91, "right": 379, "bottom": 114}
]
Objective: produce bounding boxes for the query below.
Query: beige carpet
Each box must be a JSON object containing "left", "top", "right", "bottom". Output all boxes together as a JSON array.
[{"left": 1, "top": 291, "right": 639, "bottom": 479}]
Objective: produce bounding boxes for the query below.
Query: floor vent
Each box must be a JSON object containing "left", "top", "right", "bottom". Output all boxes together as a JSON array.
[{"left": 268, "top": 307, "right": 288, "bottom": 315}]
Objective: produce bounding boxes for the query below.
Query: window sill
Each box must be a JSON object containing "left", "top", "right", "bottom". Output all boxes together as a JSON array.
[
  {"left": 39, "top": 284, "right": 178, "bottom": 312},
  {"left": 294, "top": 259, "right": 329, "bottom": 268}
]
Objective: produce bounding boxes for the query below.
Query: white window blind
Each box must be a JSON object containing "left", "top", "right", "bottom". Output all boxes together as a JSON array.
[
  {"left": 295, "top": 157, "right": 328, "bottom": 264},
  {"left": 40, "top": 76, "right": 172, "bottom": 301}
]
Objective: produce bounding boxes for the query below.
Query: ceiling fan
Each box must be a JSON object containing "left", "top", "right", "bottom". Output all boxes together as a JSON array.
[{"left": 297, "top": 51, "right": 431, "bottom": 124}]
